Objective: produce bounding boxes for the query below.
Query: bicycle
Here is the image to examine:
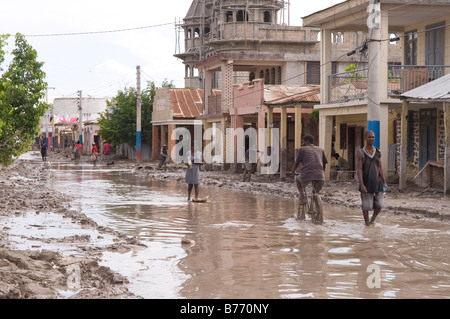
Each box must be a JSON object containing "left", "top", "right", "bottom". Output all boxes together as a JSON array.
[{"left": 295, "top": 182, "right": 324, "bottom": 225}]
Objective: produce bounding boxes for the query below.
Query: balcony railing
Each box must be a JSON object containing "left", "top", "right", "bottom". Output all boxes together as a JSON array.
[
  {"left": 328, "top": 65, "right": 450, "bottom": 103},
  {"left": 387, "top": 65, "right": 450, "bottom": 97},
  {"left": 207, "top": 94, "right": 222, "bottom": 115}
]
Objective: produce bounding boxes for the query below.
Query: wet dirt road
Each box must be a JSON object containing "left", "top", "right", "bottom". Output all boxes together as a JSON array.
[{"left": 47, "top": 161, "right": 450, "bottom": 299}]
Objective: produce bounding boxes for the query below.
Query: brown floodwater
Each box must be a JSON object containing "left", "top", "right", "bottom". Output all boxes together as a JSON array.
[{"left": 46, "top": 162, "right": 450, "bottom": 299}]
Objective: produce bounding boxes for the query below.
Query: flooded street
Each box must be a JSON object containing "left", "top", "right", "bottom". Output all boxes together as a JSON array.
[{"left": 46, "top": 161, "right": 450, "bottom": 299}]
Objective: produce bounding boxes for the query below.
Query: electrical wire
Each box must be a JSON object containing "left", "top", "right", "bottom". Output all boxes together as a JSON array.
[{"left": 22, "top": 22, "right": 175, "bottom": 38}]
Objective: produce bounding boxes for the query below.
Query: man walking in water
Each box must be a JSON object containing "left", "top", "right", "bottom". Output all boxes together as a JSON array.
[
  {"left": 291, "top": 134, "right": 328, "bottom": 205},
  {"left": 357, "top": 130, "right": 387, "bottom": 226}
]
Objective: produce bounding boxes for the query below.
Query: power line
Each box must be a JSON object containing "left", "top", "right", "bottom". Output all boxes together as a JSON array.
[{"left": 23, "top": 22, "right": 175, "bottom": 38}]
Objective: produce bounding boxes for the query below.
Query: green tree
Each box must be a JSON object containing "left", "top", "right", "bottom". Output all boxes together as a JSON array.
[
  {"left": 97, "top": 82, "right": 157, "bottom": 147},
  {"left": 0, "top": 33, "right": 49, "bottom": 166}
]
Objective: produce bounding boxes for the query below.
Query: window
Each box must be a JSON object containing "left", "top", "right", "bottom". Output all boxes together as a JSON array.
[
  {"left": 405, "top": 30, "right": 417, "bottom": 65},
  {"left": 249, "top": 72, "right": 256, "bottom": 82},
  {"left": 237, "top": 10, "right": 248, "bottom": 22},
  {"left": 331, "top": 32, "right": 344, "bottom": 44},
  {"left": 226, "top": 11, "right": 233, "bottom": 22},
  {"left": 277, "top": 67, "right": 282, "bottom": 84},
  {"left": 264, "top": 11, "right": 271, "bottom": 23},
  {"left": 307, "top": 61, "right": 320, "bottom": 85}
]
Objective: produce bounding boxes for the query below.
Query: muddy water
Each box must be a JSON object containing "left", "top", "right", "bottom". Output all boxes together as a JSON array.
[{"left": 47, "top": 162, "right": 450, "bottom": 299}]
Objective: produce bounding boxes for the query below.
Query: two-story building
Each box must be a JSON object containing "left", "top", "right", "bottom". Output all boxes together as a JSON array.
[{"left": 303, "top": 0, "right": 450, "bottom": 194}]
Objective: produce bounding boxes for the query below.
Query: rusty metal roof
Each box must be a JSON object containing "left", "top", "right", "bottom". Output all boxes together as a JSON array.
[
  {"left": 264, "top": 85, "right": 320, "bottom": 105},
  {"left": 170, "top": 88, "right": 202, "bottom": 118},
  {"left": 169, "top": 88, "right": 221, "bottom": 119},
  {"left": 402, "top": 73, "right": 450, "bottom": 101}
]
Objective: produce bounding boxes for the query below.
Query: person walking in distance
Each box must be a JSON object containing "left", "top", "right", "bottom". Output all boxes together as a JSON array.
[
  {"left": 291, "top": 134, "right": 328, "bottom": 204},
  {"left": 185, "top": 143, "right": 203, "bottom": 201},
  {"left": 357, "top": 130, "right": 387, "bottom": 226},
  {"left": 159, "top": 144, "right": 168, "bottom": 169}
]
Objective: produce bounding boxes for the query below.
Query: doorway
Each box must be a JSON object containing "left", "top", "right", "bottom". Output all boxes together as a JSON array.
[
  {"left": 347, "top": 126, "right": 364, "bottom": 170},
  {"left": 419, "top": 108, "right": 437, "bottom": 170}
]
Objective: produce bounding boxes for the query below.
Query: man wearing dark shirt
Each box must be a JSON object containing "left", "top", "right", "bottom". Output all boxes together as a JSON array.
[
  {"left": 291, "top": 135, "right": 328, "bottom": 204},
  {"left": 357, "top": 130, "right": 387, "bottom": 226}
]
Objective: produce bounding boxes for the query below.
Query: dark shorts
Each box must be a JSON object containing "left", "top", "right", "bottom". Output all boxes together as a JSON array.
[{"left": 296, "top": 175, "right": 324, "bottom": 193}]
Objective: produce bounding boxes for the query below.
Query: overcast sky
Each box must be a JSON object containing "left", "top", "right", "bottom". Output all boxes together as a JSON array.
[{"left": 1, "top": 0, "right": 344, "bottom": 102}]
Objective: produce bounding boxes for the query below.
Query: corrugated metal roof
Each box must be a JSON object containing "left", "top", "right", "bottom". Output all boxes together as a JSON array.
[
  {"left": 170, "top": 88, "right": 203, "bottom": 118},
  {"left": 401, "top": 73, "right": 450, "bottom": 101},
  {"left": 264, "top": 85, "right": 320, "bottom": 105},
  {"left": 169, "top": 88, "right": 221, "bottom": 119}
]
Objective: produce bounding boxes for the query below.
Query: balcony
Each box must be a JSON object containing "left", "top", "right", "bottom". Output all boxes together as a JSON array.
[
  {"left": 328, "top": 65, "right": 450, "bottom": 103},
  {"left": 207, "top": 94, "right": 222, "bottom": 115}
]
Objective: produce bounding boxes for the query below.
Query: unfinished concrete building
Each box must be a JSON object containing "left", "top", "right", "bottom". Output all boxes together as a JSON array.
[{"left": 172, "top": 0, "right": 401, "bottom": 174}]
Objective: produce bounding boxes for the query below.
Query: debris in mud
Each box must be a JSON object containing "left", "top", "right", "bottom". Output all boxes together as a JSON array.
[{"left": 0, "top": 247, "right": 134, "bottom": 299}]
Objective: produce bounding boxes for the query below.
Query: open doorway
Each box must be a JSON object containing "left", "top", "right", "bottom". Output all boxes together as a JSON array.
[{"left": 346, "top": 126, "right": 364, "bottom": 170}]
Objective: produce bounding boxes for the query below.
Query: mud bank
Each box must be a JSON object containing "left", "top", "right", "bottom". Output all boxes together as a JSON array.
[{"left": 0, "top": 155, "right": 143, "bottom": 299}]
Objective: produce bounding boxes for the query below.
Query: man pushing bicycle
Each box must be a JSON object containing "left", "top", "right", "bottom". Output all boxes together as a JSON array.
[{"left": 291, "top": 135, "right": 328, "bottom": 204}]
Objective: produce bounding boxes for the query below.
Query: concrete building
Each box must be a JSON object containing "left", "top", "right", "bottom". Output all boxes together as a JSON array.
[
  {"left": 172, "top": 0, "right": 401, "bottom": 175},
  {"left": 40, "top": 97, "right": 107, "bottom": 152},
  {"left": 303, "top": 0, "right": 450, "bottom": 191},
  {"left": 151, "top": 87, "right": 219, "bottom": 162}
]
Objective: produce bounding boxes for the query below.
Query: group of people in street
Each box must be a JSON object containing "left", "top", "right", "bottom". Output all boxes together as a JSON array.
[
  {"left": 41, "top": 138, "right": 112, "bottom": 165},
  {"left": 172, "top": 130, "right": 387, "bottom": 227},
  {"left": 40, "top": 130, "right": 386, "bottom": 227}
]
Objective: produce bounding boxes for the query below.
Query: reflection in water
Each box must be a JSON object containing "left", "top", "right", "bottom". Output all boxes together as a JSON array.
[{"left": 48, "top": 162, "right": 450, "bottom": 299}]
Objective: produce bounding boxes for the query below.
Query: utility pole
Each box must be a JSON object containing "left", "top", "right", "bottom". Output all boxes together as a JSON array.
[
  {"left": 78, "top": 90, "right": 83, "bottom": 146},
  {"left": 48, "top": 87, "right": 56, "bottom": 150},
  {"left": 367, "top": 0, "right": 381, "bottom": 148},
  {"left": 136, "top": 66, "right": 142, "bottom": 164}
]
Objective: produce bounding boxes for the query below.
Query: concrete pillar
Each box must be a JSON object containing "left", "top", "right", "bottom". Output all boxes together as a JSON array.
[
  {"left": 379, "top": 10, "right": 389, "bottom": 100},
  {"left": 257, "top": 107, "right": 266, "bottom": 172},
  {"left": 267, "top": 107, "right": 274, "bottom": 148},
  {"left": 222, "top": 118, "right": 230, "bottom": 170},
  {"left": 380, "top": 103, "right": 389, "bottom": 175},
  {"left": 203, "top": 69, "right": 214, "bottom": 115},
  {"left": 294, "top": 104, "right": 303, "bottom": 159},
  {"left": 399, "top": 100, "right": 408, "bottom": 191},
  {"left": 203, "top": 121, "right": 213, "bottom": 171},
  {"left": 280, "top": 107, "right": 288, "bottom": 180},
  {"left": 161, "top": 125, "right": 167, "bottom": 149},
  {"left": 231, "top": 113, "right": 244, "bottom": 172},
  {"left": 319, "top": 114, "right": 333, "bottom": 181},
  {"left": 152, "top": 125, "right": 159, "bottom": 161},
  {"left": 168, "top": 124, "right": 176, "bottom": 163},
  {"left": 444, "top": 102, "right": 450, "bottom": 195},
  {"left": 320, "top": 29, "right": 332, "bottom": 104},
  {"left": 221, "top": 60, "right": 234, "bottom": 111}
]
